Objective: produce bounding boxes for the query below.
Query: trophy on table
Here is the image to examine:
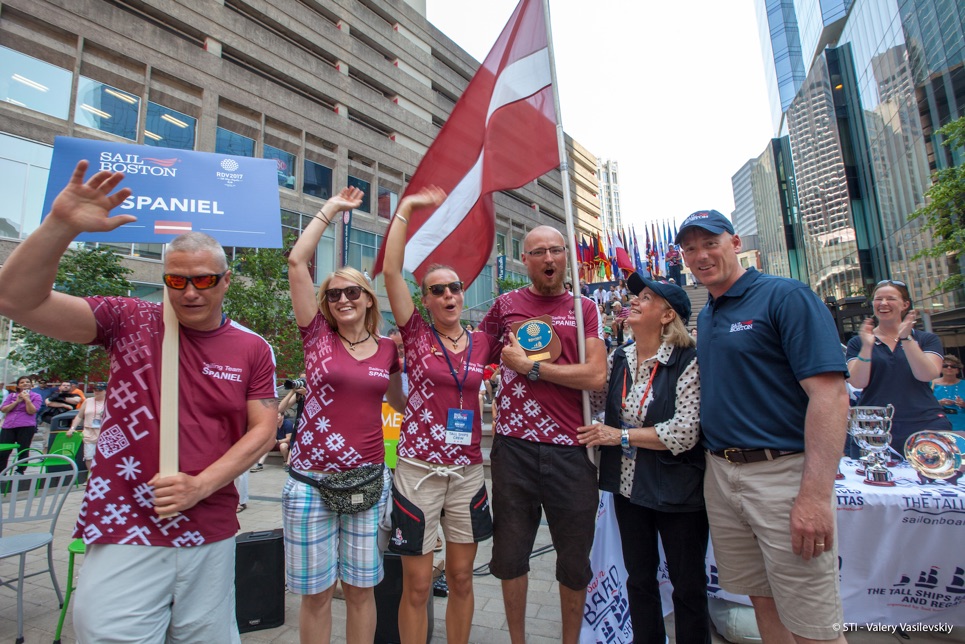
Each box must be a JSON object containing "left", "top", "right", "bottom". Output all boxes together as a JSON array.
[
  {"left": 849, "top": 405, "right": 896, "bottom": 487},
  {"left": 905, "top": 431, "right": 965, "bottom": 486}
]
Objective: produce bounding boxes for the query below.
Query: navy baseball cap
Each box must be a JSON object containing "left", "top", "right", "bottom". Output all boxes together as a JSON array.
[
  {"left": 674, "top": 209, "right": 735, "bottom": 244},
  {"left": 626, "top": 272, "right": 691, "bottom": 325}
]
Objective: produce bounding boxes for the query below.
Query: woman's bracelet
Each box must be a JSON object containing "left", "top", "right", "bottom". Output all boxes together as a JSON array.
[
  {"left": 314, "top": 213, "right": 331, "bottom": 225},
  {"left": 394, "top": 213, "right": 408, "bottom": 224},
  {"left": 856, "top": 355, "right": 872, "bottom": 363}
]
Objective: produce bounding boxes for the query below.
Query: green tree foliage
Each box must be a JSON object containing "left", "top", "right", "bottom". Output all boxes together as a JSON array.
[
  {"left": 496, "top": 275, "right": 530, "bottom": 295},
  {"left": 9, "top": 246, "right": 133, "bottom": 380},
  {"left": 407, "top": 277, "right": 431, "bottom": 325},
  {"left": 223, "top": 241, "right": 304, "bottom": 379},
  {"left": 911, "top": 115, "right": 965, "bottom": 293}
]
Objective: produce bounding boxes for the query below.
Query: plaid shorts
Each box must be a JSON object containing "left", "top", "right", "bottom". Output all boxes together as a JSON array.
[{"left": 282, "top": 466, "right": 391, "bottom": 594}]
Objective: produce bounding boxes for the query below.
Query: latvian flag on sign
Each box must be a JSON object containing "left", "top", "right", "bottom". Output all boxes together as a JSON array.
[
  {"left": 373, "top": 0, "right": 559, "bottom": 286},
  {"left": 154, "top": 220, "right": 193, "bottom": 235}
]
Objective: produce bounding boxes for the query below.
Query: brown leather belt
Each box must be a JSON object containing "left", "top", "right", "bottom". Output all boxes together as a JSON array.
[{"left": 709, "top": 448, "right": 801, "bottom": 464}]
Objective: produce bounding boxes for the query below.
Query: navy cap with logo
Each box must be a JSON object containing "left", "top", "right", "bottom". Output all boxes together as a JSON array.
[
  {"left": 673, "top": 209, "right": 735, "bottom": 244},
  {"left": 626, "top": 272, "right": 691, "bottom": 325}
]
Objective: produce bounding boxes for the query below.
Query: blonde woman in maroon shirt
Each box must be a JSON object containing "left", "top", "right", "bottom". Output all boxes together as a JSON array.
[
  {"left": 383, "top": 187, "right": 501, "bottom": 644},
  {"left": 287, "top": 187, "right": 405, "bottom": 644}
]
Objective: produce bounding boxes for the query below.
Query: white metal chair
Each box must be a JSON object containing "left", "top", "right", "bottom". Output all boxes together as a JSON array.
[{"left": 0, "top": 454, "right": 78, "bottom": 644}]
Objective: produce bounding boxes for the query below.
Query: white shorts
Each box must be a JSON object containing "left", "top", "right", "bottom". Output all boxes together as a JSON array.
[{"left": 73, "top": 540, "right": 240, "bottom": 643}]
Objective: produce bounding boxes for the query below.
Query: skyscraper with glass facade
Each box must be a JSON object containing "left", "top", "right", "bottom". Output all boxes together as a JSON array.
[
  {"left": 756, "top": 0, "right": 853, "bottom": 134},
  {"left": 750, "top": 0, "right": 965, "bottom": 340}
]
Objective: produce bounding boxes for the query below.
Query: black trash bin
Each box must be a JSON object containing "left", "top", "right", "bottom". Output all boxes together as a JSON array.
[{"left": 374, "top": 552, "right": 434, "bottom": 644}]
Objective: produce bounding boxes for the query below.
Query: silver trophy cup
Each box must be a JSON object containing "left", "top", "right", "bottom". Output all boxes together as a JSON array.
[
  {"left": 849, "top": 405, "right": 896, "bottom": 487},
  {"left": 905, "top": 431, "right": 965, "bottom": 486}
]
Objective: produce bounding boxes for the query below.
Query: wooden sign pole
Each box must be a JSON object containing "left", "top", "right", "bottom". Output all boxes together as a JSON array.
[{"left": 159, "top": 247, "right": 179, "bottom": 515}]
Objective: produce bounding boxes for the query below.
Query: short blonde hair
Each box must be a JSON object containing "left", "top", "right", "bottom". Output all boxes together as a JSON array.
[
  {"left": 317, "top": 267, "right": 381, "bottom": 335},
  {"left": 168, "top": 232, "right": 228, "bottom": 271}
]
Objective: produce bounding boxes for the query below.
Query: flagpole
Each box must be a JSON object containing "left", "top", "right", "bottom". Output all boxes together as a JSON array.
[{"left": 542, "top": 0, "right": 591, "bottom": 431}]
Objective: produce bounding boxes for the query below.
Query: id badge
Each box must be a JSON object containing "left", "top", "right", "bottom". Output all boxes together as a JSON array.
[
  {"left": 91, "top": 418, "right": 102, "bottom": 430},
  {"left": 445, "top": 408, "right": 474, "bottom": 445}
]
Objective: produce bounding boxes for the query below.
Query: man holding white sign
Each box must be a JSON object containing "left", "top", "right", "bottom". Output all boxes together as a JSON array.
[{"left": 0, "top": 161, "right": 278, "bottom": 642}]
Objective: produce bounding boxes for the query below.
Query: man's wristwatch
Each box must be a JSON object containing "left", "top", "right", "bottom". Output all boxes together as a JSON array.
[{"left": 526, "top": 360, "right": 541, "bottom": 381}]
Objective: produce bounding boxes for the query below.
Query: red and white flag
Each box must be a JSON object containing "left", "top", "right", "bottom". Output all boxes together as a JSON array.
[
  {"left": 373, "top": 0, "right": 558, "bottom": 285},
  {"left": 611, "top": 230, "right": 634, "bottom": 274}
]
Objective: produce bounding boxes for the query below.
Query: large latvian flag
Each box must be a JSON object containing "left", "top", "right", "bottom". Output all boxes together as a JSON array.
[{"left": 373, "top": 0, "right": 558, "bottom": 285}]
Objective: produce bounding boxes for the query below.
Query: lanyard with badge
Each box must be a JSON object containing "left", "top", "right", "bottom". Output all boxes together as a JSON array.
[
  {"left": 431, "top": 326, "right": 474, "bottom": 445},
  {"left": 91, "top": 398, "right": 106, "bottom": 430}
]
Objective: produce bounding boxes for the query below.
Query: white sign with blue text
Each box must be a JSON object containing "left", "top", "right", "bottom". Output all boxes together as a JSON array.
[{"left": 42, "top": 136, "right": 282, "bottom": 247}]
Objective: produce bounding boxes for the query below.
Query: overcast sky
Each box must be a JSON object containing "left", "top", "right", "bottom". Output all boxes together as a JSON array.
[{"left": 425, "top": 0, "right": 775, "bottom": 230}]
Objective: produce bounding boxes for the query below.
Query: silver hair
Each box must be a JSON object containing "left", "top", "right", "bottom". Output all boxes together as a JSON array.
[{"left": 167, "top": 232, "right": 228, "bottom": 271}]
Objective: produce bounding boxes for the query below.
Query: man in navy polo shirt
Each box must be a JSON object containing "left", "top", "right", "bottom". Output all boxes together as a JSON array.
[{"left": 677, "top": 209, "right": 849, "bottom": 643}]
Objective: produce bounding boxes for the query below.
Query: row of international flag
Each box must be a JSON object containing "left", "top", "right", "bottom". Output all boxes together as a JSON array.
[{"left": 573, "top": 221, "right": 681, "bottom": 283}]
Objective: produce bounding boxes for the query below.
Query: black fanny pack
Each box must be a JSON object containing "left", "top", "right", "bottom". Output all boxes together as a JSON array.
[{"left": 289, "top": 464, "right": 384, "bottom": 514}]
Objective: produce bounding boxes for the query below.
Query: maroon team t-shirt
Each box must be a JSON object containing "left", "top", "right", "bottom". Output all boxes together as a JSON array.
[
  {"left": 75, "top": 297, "right": 277, "bottom": 547},
  {"left": 291, "top": 311, "right": 400, "bottom": 472},
  {"left": 397, "top": 314, "right": 500, "bottom": 465},
  {"left": 479, "top": 288, "right": 601, "bottom": 445}
]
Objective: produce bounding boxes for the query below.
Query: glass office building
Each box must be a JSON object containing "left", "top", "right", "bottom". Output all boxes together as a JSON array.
[
  {"left": 752, "top": 0, "right": 965, "bottom": 339},
  {"left": 757, "top": 0, "right": 853, "bottom": 133}
]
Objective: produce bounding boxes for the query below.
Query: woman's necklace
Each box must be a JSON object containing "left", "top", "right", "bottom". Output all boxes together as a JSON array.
[
  {"left": 336, "top": 330, "right": 372, "bottom": 351},
  {"left": 435, "top": 326, "right": 466, "bottom": 350}
]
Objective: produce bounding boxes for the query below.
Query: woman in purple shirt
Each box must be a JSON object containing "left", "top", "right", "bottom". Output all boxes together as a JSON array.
[{"left": 0, "top": 375, "right": 43, "bottom": 472}]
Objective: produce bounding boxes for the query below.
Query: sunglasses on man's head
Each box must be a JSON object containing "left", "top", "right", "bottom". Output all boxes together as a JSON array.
[
  {"left": 325, "top": 286, "right": 364, "bottom": 303},
  {"left": 426, "top": 281, "right": 464, "bottom": 296},
  {"left": 162, "top": 272, "right": 227, "bottom": 290}
]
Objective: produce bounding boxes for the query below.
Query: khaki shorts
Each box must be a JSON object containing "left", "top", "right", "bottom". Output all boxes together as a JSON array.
[
  {"left": 389, "top": 459, "right": 492, "bottom": 556},
  {"left": 704, "top": 452, "right": 843, "bottom": 640}
]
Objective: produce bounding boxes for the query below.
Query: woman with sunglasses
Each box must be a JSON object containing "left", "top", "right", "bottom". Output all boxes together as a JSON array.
[
  {"left": 286, "top": 187, "right": 406, "bottom": 644},
  {"left": 382, "top": 187, "right": 501, "bottom": 644},
  {"left": 846, "top": 280, "right": 949, "bottom": 451},
  {"left": 932, "top": 355, "right": 965, "bottom": 432}
]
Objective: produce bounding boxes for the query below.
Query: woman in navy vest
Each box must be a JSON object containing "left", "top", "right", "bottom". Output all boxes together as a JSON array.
[{"left": 579, "top": 272, "right": 709, "bottom": 644}]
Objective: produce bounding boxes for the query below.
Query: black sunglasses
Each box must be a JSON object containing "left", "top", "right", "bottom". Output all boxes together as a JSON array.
[
  {"left": 425, "top": 281, "right": 464, "bottom": 296},
  {"left": 163, "top": 272, "right": 227, "bottom": 290},
  {"left": 325, "top": 286, "right": 364, "bottom": 303}
]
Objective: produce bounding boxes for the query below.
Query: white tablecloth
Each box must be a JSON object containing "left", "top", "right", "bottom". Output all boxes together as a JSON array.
[
  {"left": 831, "top": 458, "right": 965, "bottom": 625},
  {"left": 581, "top": 459, "right": 965, "bottom": 642}
]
